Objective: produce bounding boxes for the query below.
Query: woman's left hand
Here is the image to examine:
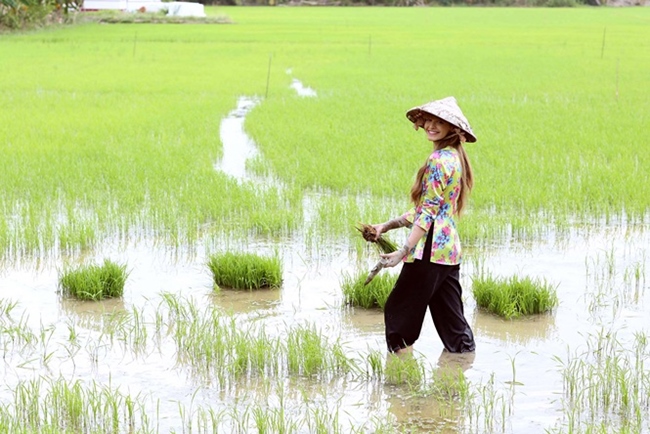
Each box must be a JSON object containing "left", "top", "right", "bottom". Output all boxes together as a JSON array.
[{"left": 380, "top": 245, "right": 410, "bottom": 268}]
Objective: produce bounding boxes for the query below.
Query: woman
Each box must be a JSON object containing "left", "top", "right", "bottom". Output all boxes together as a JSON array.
[{"left": 372, "top": 96, "right": 476, "bottom": 355}]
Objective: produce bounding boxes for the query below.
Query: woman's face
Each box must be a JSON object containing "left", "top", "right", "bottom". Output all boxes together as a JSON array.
[{"left": 421, "top": 114, "right": 452, "bottom": 143}]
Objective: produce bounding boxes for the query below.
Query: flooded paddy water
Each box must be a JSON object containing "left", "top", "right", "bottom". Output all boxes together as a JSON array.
[{"left": 1, "top": 79, "right": 648, "bottom": 433}]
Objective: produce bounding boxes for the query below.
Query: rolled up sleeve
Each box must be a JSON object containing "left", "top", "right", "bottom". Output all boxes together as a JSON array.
[{"left": 402, "top": 157, "right": 449, "bottom": 231}]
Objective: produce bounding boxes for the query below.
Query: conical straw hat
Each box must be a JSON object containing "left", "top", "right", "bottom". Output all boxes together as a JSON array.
[{"left": 406, "top": 96, "right": 477, "bottom": 143}]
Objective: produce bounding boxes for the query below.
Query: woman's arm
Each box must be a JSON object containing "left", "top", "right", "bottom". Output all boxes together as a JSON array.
[
  {"left": 381, "top": 225, "right": 426, "bottom": 267},
  {"left": 371, "top": 216, "right": 408, "bottom": 240},
  {"left": 379, "top": 151, "right": 456, "bottom": 267}
]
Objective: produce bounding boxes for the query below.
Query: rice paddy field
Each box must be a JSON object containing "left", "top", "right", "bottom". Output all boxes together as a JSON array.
[{"left": 1, "top": 6, "right": 649, "bottom": 433}]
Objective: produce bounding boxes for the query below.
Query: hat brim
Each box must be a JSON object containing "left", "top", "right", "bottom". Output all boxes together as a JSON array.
[{"left": 406, "top": 107, "right": 477, "bottom": 143}]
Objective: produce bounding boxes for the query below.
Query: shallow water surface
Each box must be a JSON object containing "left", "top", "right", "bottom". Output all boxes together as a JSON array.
[
  {"left": 1, "top": 84, "right": 648, "bottom": 433},
  {"left": 1, "top": 226, "right": 648, "bottom": 432}
]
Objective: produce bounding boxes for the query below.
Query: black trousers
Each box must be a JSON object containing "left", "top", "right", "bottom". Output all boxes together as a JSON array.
[{"left": 384, "top": 230, "right": 476, "bottom": 353}]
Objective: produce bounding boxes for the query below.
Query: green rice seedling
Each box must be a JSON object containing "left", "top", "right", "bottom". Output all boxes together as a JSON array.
[
  {"left": 193, "top": 406, "right": 226, "bottom": 434},
  {"left": 471, "top": 373, "right": 511, "bottom": 434},
  {"left": 0, "top": 8, "right": 649, "bottom": 257},
  {"left": 59, "top": 259, "right": 128, "bottom": 301},
  {"left": 306, "top": 405, "right": 341, "bottom": 434},
  {"left": 172, "top": 319, "right": 352, "bottom": 380},
  {"left": 263, "top": 405, "right": 301, "bottom": 434},
  {"left": 207, "top": 252, "right": 282, "bottom": 290},
  {"left": 384, "top": 353, "right": 424, "bottom": 387},
  {"left": 356, "top": 223, "right": 397, "bottom": 254},
  {"left": 286, "top": 324, "right": 328, "bottom": 377},
  {"left": 341, "top": 272, "right": 397, "bottom": 310},
  {"left": 366, "top": 350, "right": 384, "bottom": 379},
  {"left": 159, "top": 294, "right": 291, "bottom": 384},
  {"left": 551, "top": 329, "right": 650, "bottom": 433},
  {"left": 100, "top": 306, "right": 149, "bottom": 357},
  {"left": 2, "top": 376, "right": 153, "bottom": 433},
  {"left": 1, "top": 312, "right": 37, "bottom": 354},
  {"left": 329, "top": 342, "right": 360, "bottom": 376},
  {"left": 426, "top": 368, "right": 471, "bottom": 405},
  {"left": 231, "top": 323, "right": 274, "bottom": 377},
  {"left": 0, "top": 299, "right": 18, "bottom": 321},
  {"left": 472, "top": 274, "right": 558, "bottom": 319},
  {"left": 623, "top": 253, "right": 646, "bottom": 304},
  {"left": 248, "top": 331, "right": 282, "bottom": 378}
]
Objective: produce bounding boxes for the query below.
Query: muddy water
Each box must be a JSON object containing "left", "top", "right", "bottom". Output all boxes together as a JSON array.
[{"left": 1, "top": 82, "right": 649, "bottom": 433}]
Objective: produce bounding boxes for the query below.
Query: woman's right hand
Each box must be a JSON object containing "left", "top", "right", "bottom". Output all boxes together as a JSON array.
[{"left": 371, "top": 224, "right": 384, "bottom": 241}]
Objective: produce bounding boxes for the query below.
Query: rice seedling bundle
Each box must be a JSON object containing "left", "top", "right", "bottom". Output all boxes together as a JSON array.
[
  {"left": 207, "top": 252, "right": 282, "bottom": 290},
  {"left": 59, "top": 259, "right": 128, "bottom": 301},
  {"left": 472, "top": 274, "right": 558, "bottom": 319},
  {"left": 356, "top": 223, "right": 397, "bottom": 254}
]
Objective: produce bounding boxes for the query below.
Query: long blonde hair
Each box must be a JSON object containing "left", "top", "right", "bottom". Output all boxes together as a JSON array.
[{"left": 409, "top": 133, "right": 474, "bottom": 215}]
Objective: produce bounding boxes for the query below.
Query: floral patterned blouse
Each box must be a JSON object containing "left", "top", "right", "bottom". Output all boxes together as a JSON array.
[{"left": 401, "top": 146, "right": 463, "bottom": 265}]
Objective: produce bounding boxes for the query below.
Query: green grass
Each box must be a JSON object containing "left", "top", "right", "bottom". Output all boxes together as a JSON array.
[
  {"left": 244, "top": 7, "right": 650, "bottom": 239},
  {"left": 58, "top": 259, "right": 128, "bottom": 301},
  {"left": 0, "top": 8, "right": 648, "bottom": 256},
  {"left": 341, "top": 271, "right": 397, "bottom": 310},
  {"left": 207, "top": 252, "right": 282, "bottom": 290},
  {"left": 472, "top": 274, "right": 559, "bottom": 319}
]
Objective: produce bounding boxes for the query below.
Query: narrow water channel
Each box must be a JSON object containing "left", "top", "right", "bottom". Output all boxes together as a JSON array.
[
  {"left": 214, "top": 96, "right": 260, "bottom": 180},
  {"left": 215, "top": 76, "right": 316, "bottom": 182}
]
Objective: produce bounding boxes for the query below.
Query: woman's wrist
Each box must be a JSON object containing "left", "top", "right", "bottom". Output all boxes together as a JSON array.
[{"left": 383, "top": 217, "right": 406, "bottom": 231}]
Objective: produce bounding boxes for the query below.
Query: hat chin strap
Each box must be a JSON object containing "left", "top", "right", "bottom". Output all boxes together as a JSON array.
[
  {"left": 454, "top": 128, "right": 467, "bottom": 144},
  {"left": 438, "top": 127, "right": 466, "bottom": 144}
]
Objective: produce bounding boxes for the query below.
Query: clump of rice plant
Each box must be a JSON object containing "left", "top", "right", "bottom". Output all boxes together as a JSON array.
[
  {"left": 341, "top": 271, "right": 397, "bottom": 310},
  {"left": 4, "top": 376, "right": 152, "bottom": 433},
  {"left": 59, "top": 259, "right": 128, "bottom": 301},
  {"left": 356, "top": 223, "right": 397, "bottom": 254},
  {"left": 385, "top": 353, "right": 424, "bottom": 386},
  {"left": 286, "top": 325, "right": 330, "bottom": 376},
  {"left": 472, "top": 274, "right": 558, "bottom": 319},
  {"left": 207, "top": 252, "right": 282, "bottom": 290}
]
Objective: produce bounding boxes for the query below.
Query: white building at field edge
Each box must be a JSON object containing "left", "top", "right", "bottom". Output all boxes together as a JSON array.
[{"left": 81, "top": 0, "right": 206, "bottom": 17}]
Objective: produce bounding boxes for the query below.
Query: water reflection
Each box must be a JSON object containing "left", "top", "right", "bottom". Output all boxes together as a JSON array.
[
  {"left": 342, "top": 306, "right": 384, "bottom": 335},
  {"left": 386, "top": 350, "right": 475, "bottom": 433},
  {"left": 59, "top": 297, "right": 126, "bottom": 331},
  {"left": 209, "top": 287, "right": 281, "bottom": 314},
  {"left": 436, "top": 349, "right": 476, "bottom": 373},
  {"left": 472, "top": 310, "right": 557, "bottom": 345}
]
